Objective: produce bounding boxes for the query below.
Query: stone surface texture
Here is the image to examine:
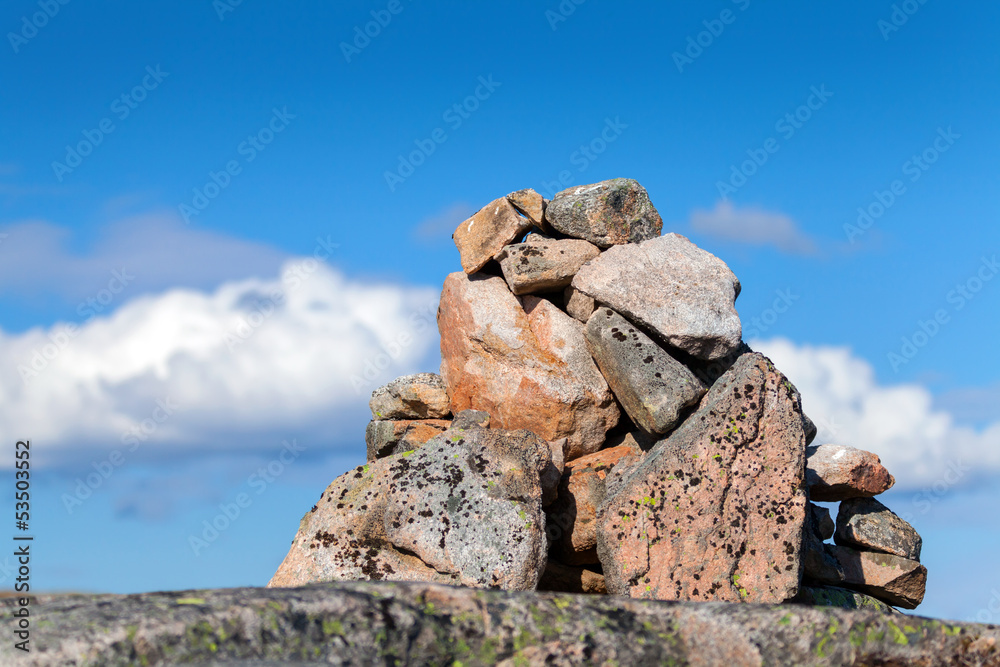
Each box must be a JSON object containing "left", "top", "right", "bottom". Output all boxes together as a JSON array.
[
  {"left": 438, "top": 272, "right": 619, "bottom": 460},
  {"left": 506, "top": 188, "right": 546, "bottom": 227},
  {"left": 369, "top": 373, "right": 451, "bottom": 420},
  {"left": 596, "top": 352, "right": 809, "bottom": 603},
  {"left": 585, "top": 307, "right": 708, "bottom": 436},
  {"left": 563, "top": 284, "right": 596, "bottom": 322},
  {"left": 805, "top": 544, "right": 928, "bottom": 609},
  {"left": 365, "top": 419, "right": 451, "bottom": 460},
  {"left": 269, "top": 426, "right": 552, "bottom": 591},
  {"left": 495, "top": 238, "right": 600, "bottom": 295},
  {"left": 452, "top": 197, "right": 533, "bottom": 274},
  {"left": 836, "top": 497, "right": 922, "bottom": 561},
  {"left": 6, "top": 582, "right": 994, "bottom": 667},
  {"left": 806, "top": 444, "right": 896, "bottom": 502},
  {"left": 572, "top": 233, "right": 743, "bottom": 360},
  {"left": 545, "top": 178, "right": 663, "bottom": 248}
]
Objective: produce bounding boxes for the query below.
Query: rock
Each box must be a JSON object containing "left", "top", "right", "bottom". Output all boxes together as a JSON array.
[
  {"left": 564, "top": 285, "right": 596, "bottom": 322},
  {"left": 793, "top": 585, "right": 896, "bottom": 613},
  {"left": 596, "top": 353, "right": 809, "bottom": 603},
  {"left": 450, "top": 409, "right": 490, "bottom": 430},
  {"left": 810, "top": 503, "right": 835, "bottom": 541},
  {"left": 547, "top": 444, "right": 642, "bottom": 566},
  {"left": 495, "top": 238, "right": 600, "bottom": 296},
  {"left": 453, "top": 197, "right": 533, "bottom": 274},
  {"left": 803, "top": 414, "right": 818, "bottom": 446},
  {"left": 804, "top": 543, "right": 927, "bottom": 609},
  {"left": 366, "top": 419, "right": 451, "bottom": 460},
  {"left": 13, "top": 582, "right": 996, "bottom": 667},
  {"left": 540, "top": 438, "right": 566, "bottom": 507},
  {"left": 836, "top": 497, "right": 922, "bottom": 561},
  {"left": 369, "top": 373, "right": 451, "bottom": 420},
  {"left": 545, "top": 178, "right": 662, "bottom": 248},
  {"left": 584, "top": 307, "right": 708, "bottom": 436},
  {"left": 438, "top": 272, "right": 619, "bottom": 460},
  {"left": 572, "top": 233, "right": 743, "bottom": 360},
  {"left": 806, "top": 444, "right": 895, "bottom": 501},
  {"left": 537, "top": 561, "right": 607, "bottom": 595},
  {"left": 506, "top": 188, "right": 546, "bottom": 227},
  {"left": 269, "top": 426, "right": 551, "bottom": 591}
]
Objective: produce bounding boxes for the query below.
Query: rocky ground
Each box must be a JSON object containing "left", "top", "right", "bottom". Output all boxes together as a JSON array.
[{"left": 2, "top": 582, "right": 998, "bottom": 666}]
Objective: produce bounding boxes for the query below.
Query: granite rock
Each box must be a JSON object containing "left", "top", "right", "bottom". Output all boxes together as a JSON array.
[
  {"left": 836, "top": 497, "right": 922, "bottom": 561},
  {"left": 365, "top": 419, "right": 451, "bottom": 460},
  {"left": 453, "top": 197, "right": 533, "bottom": 274},
  {"left": 369, "top": 373, "right": 451, "bottom": 420},
  {"left": 545, "top": 178, "right": 663, "bottom": 248},
  {"left": 806, "top": 444, "right": 895, "bottom": 502}
]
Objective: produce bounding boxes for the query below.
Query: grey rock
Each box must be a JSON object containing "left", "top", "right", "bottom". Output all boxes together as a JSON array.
[
  {"left": 836, "top": 497, "right": 922, "bottom": 561},
  {"left": 495, "top": 238, "right": 600, "bottom": 295},
  {"left": 9, "top": 582, "right": 995, "bottom": 667},
  {"left": 365, "top": 419, "right": 451, "bottom": 460},
  {"left": 572, "top": 233, "right": 743, "bottom": 360},
  {"left": 369, "top": 373, "right": 451, "bottom": 420},
  {"left": 584, "top": 307, "right": 707, "bottom": 436},
  {"left": 450, "top": 409, "right": 490, "bottom": 430},
  {"left": 269, "top": 426, "right": 550, "bottom": 591},
  {"left": 563, "top": 284, "right": 596, "bottom": 322},
  {"left": 545, "top": 178, "right": 663, "bottom": 247},
  {"left": 803, "top": 413, "right": 818, "bottom": 445},
  {"left": 810, "top": 502, "right": 835, "bottom": 541}
]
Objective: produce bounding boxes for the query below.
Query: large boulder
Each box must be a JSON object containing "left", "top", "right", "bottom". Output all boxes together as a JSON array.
[
  {"left": 585, "top": 307, "right": 708, "bottom": 436},
  {"left": 495, "top": 237, "right": 600, "bottom": 295},
  {"left": 545, "top": 178, "right": 662, "bottom": 247},
  {"left": 806, "top": 444, "right": 895, "bottom": 501},
  {"left": 452, "top": 197, "right": 533, "bottom": 274},
  {"left": 369, "top": 373, "right": 451, "bottom": 420},
  {"left": 572, "top": 233, "right": 743, "bottom": 360},
  {"left": 268, "top": 426, "right": 553, "bottom": 590},
  {"left": 438, "top": 272, "right": 619, "bottom": 459},
  {"left": 596, "top": 352, "right": 809, "bottom": 603}
]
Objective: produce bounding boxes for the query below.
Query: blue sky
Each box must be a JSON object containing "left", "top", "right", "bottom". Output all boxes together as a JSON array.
[{"left": 1, "top": 1, "right": 998, "bottom": 622}]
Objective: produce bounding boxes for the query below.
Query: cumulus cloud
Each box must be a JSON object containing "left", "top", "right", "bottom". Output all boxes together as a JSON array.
[
  {"left": 691, "top": 201, "right": 817, "bottom": 255},
  {"left": 0, "top": 260, "right": 440, "bottom": 469},
  {"left": 0, "top": 214, "right": 291, "bottom": 301},
  {"left": 753, "top": 338, "right": 1000, "bottom": 489}
]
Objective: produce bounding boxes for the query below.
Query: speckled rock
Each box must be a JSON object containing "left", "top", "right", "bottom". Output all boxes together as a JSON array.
[
  {"left": 572, "top": 233, "right": 743, "bottom": 360},
  {"left": 806, "top": 444, "right": 896, "bottom": 502},
  {"left": 369, "top": 373, "right": 451, "bottom": 420},
  {"left": 7, "top": 581, "right": 996, "bottom": 667},
  {"left": 836, "top": 497, "right": 922, "bottom": 561},
  {"left": 585, "top": 307, "right": 708, "bottom": 436},
  {"left": 506, "top": 188, "right": 546, "bottom": 227},
  {"left": 547, "top": 443, "right": 643, "bottom": 566},
  {"left": 269, "top": 426, "right": 552, "bottom": 590},
  {"left": 545, "top": 178, "right": 663, "bottom": 248},
  {"left": 793, "top": 585, "right": 896, "bottom": 613},
  {"left": 803, "top": 543, "right": 927, "bottom": 609},
  {"left": 453, "top": 197, "right": 533, "bottom": 274},
  {"left": 596, "top": 353, "right": 809, "bottom": 603},
  {"left": 365, "top": 419, "right": 451, "bottom": 460},
  {"left": 537, "top": 561, "right": 608, "bottom": 595},
  {"left": 495, "top": 238, "right": 600, "bottom": 296},
  {"left": 438, "top": 272, "right": 619, "bottom": 460},
  {"left": 563, "top": 285, "right": 596, "bottom": 322},
  {"left": 451, "top": 409, "right": 490, "bottom": 430}
]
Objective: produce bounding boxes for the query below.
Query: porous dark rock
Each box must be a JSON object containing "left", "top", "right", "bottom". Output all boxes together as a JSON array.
[
  {"left": 585, "top": 307, "right": 708, "bottom": 436},
  {"left": 369, "top": 373, "right": 451, "bottom": 420},
  {"left": 596, "top": 353, "right": 809, "bottom": 603},
  {"left": 573, "top": 233, "right": 743, "bottom": 360},
  {"left": 9, "top": 582, "right": 994, "bottom": 666},
  {"left": 545, "top": 178, "right": 663, "bottom": 247},
  {"left": 269, "top": 426, "right": 552, "bottom": 591},
  {"left": 836, "top": 497, "right": 922, "bottom": 561}
]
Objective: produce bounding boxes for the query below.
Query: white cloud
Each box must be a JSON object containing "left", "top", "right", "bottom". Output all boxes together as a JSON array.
[
  {"left": 0, "top": 260, "right": 440, "bottom": 469},
  {"left": 691, "top": 201, "right": 817, "bottom": 255},
  {"left": 753, "top": 338, "right": 1000, "bottom": 489},
  {"left": 0, "top": 214, "right": 291, "bottom": 301}
]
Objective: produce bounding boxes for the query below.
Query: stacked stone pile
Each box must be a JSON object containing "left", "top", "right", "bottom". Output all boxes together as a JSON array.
[{"left": 269, "top": 178, "right": 927, "bottom": 611}]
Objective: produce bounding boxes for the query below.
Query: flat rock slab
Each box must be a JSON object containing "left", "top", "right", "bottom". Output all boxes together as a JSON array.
[
  {"left": 369, "top": 373, "right": 451, "bottom": 420},
  {"left": 545, "top": 178, "right": 663, "bottom": 247},
  {"left": 453, "top": 197, "right": 533, "bottom": 274},
  {"left": 365, "top": 419, "right": 451, "bottom": 460},
  {"left": 438, "top": 273, "right": 619, "bottom": 460},
  {"left": 806, "top": 444, "right": 895, "bottom": 501},
  {"left": 6, "top": 582, "right": 997, "bottom": 667},
  {"left": 585, "top": 307, "right": 708, "bottom": 436},
  {"left": 597, "top": 353, "right": 809, "bottom": 603},
  {"left": 806, "top": 544, "right": 928, "bottom": 609},
  {"left": 836, "top": 497, "right": 922, "bottom": 561},
  {"left": 495, "top": 238, "right": 600, "bottom": 295},
  {"left": 269, "top": 426, "right": 551, "bottom": 591},
  {"left": 573, "top": 233, "right": 743, "bottom": 360}
]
